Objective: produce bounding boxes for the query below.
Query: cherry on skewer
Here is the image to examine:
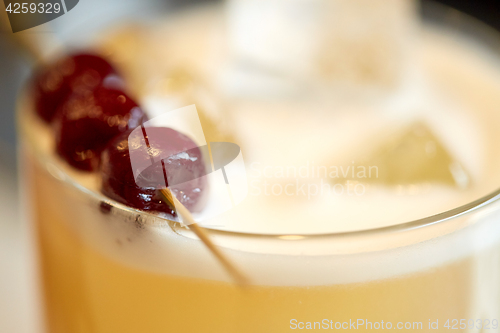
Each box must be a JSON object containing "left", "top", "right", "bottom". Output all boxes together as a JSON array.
[
  {"left": 32, "top": 53, "right": 118, "bottom": 122},
  {"left": 100, "top": 127, "right": 207, "bottom": 215},
  {"left": 54, "top": 86, "right": 145, "bottom": 171}
]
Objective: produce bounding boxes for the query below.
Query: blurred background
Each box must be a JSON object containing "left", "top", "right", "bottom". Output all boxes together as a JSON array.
[{"left": 0, "top": 0, "right": 499, "bottom": 331}]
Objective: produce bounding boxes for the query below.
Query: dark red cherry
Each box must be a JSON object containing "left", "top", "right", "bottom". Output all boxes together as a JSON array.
[
  {"left": 32, "top": 54, "right": 118, "bottom": 122},
  {"left": 54, "top": 87, "right": 146, "bottom": 171},
  {"left": 100, "top": 127, "right": 207, "bottom": 216}
]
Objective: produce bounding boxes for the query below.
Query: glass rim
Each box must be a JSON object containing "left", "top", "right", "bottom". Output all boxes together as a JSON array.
[{"left": 18, "top": 0, "right": 500, "bottom": 240}]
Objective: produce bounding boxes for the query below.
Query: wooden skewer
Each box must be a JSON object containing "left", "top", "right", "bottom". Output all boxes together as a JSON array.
[{"left": 159, "top": 188, "right": 250, "bottom": 287}]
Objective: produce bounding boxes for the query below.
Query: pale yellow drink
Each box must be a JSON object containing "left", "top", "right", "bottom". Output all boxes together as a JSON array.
[
  {"left": 28, "top": 154, "right": 500, "bottom": 333},
  {"left": 24, "top": 146, "right": 500, "bottom": 333},
  {"left": 19, "top": 2, "right": 500, "bottom": 333}
]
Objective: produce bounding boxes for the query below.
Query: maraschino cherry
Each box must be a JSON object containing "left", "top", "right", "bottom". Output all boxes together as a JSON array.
[
  {"left": 33, "top": 54, "right": 118, "bottom": 122},
  {"left": 54, "top": 86, "right": 145, "bottom": 171},
  {"left": 100, "top": 127, "right": 207, "bottom": 215}
]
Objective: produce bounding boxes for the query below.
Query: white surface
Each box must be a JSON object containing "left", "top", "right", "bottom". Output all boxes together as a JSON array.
[{"left": 0, "top": 145, "right": 39, "bottom": 333}]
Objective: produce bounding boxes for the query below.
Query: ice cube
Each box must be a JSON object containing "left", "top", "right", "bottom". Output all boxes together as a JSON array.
[
  {"left": 343, "top": 122, "right": 469, "bottom": 188},
  {"left": 227, "top": 0, "right": 417, "bottom": 88}
]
